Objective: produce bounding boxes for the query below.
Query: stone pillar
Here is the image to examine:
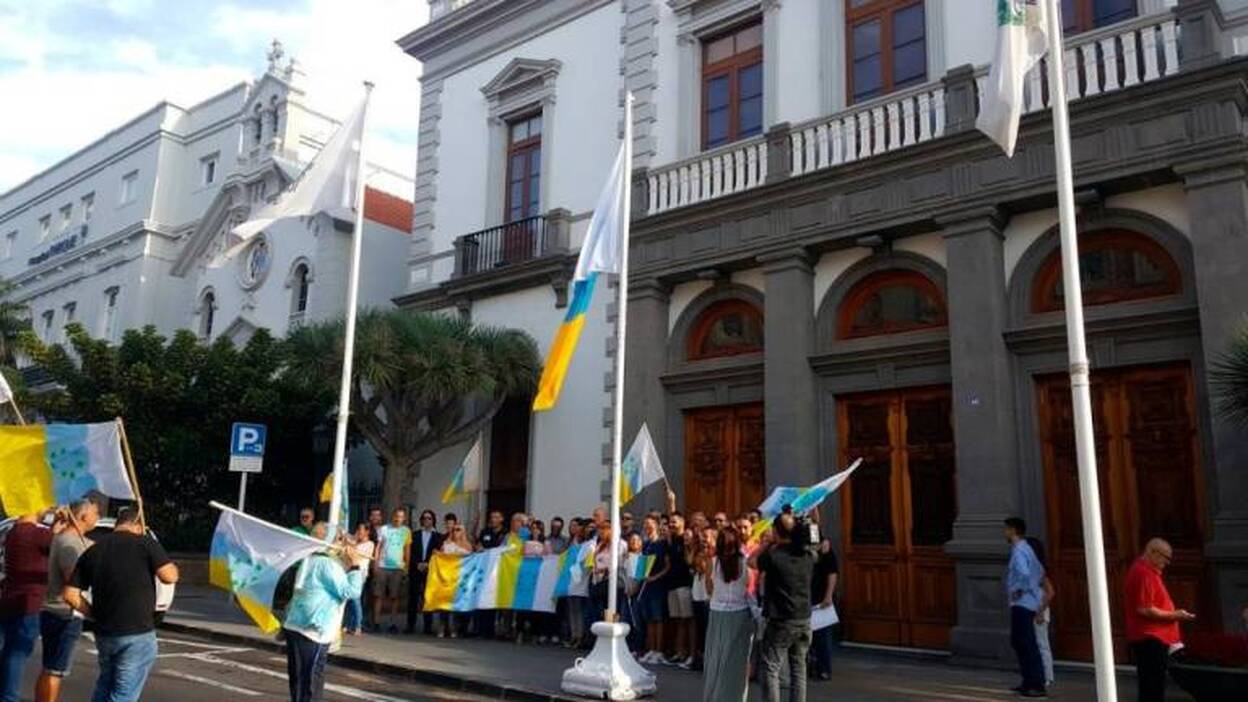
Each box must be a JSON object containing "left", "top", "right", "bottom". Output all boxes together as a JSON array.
[
  {"left": 624, "top": 278, "right": 671, "bottom": 508},
  {"left": 764, "top": 122, "right": 792, "bottom": 186},
  {"left": 759, "top": 248, "right": 818, "bottom": 488},
  {"left": 940, "top": 64, "right": 979, "bottom": 135},
  {"left": 1176, "top": 0, "right": 1225, "bottom": 71},
  {"left": 1178, "top": 159, "right": 1248, "bottom": 631},
  {"left": 939, "top": 208, "right": 1019, "bottom": 663}
]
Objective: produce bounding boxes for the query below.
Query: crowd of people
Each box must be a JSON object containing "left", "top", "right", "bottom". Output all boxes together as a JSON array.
[
  {"left": 305, "top": 490, "right": 840, "bottom": 702},
  {"left": 0, "top": 500, "right": 179, "bottom": 702}
]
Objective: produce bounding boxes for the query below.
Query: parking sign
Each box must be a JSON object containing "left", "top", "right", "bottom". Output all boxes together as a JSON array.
[{"left": 229, "top": 422, "right": 266, "bottom": 473}]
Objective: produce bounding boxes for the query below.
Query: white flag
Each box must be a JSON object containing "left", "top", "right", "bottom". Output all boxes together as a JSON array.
[
  {"left": 574, "top": 140, "right": 627, "bottom": 282},
  {"left": 0, "top": 371, "right": 12, "bottom": 404},
  {"left": 228, "top": 96, "right": 368, "bottom": 245},
  {"left": 977, "top": 0, "right": 1050, "bottom": 157},
  {"left": 620, "top": 423, "right": 665, "bottom": 504}
]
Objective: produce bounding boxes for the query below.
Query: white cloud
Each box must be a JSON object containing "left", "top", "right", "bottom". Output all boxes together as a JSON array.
[{"left": 0, "top": 0, "right": 427, "bottom": 192}]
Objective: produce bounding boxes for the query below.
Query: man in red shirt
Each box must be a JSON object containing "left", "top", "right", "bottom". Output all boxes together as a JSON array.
[
  {"left": 1123, "top": 538, "right": 1195, "bottom": 702},
  {"left": 0, "top": 510, "right": 65, "bottom": 702}
]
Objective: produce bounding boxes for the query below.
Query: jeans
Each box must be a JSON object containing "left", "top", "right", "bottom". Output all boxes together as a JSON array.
[
  {"left": 343, "top": 597, "right": 363, "bottom": 632},
  {"left": 1009, "top": 606, "right": 1045, "bottom": 692},
  {"left": 760, "top": 618, "right": 812, "bottom": 702},
  {"left": 285, "top": 629, "right": 330, "bottom": 702},
  {"left": 0, "top": 613, "right": 40, "bottom": 702},
  {"left": 92, "top": 631, "right": 158, "bottom": 702},
  {"left": 811, "top": 625, "right": 835, "bottom": 677},
  {"left": 1130, "top": 638, "right": 1170, "bottom": 702}
]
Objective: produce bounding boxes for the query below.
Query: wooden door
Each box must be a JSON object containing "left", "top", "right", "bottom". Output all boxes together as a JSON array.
[
  {"left": 1037, "top": 363, "right": 1208, "bottom": 660},
  {"left": 683, "top": 404, "right": 765, "bottom": 517},
  {"left": 488, "top": 396, "right": 532, "bottom": 517},
  {"left": 839, "top": 387, "right": 957, "bottom": 649}
]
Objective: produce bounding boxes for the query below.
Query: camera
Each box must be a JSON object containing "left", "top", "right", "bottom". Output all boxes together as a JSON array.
[{"left": 780, "top": 506, "right": 821, "bottom": 549}]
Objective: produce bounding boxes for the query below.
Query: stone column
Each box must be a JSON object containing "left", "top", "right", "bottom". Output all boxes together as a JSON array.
[
  {"left": 1178, "top": 159, "right": 1248, "bottom": 630},
  {"left": 1176, "top": 0, "right": 1225, "bottom": 72},
  {"left": 939, "top": 208, "right": 1019, "bottom": 663},
  {"left": 624, "top": 278, "right": 671, "bottom": 509},
  {"left": 760, "top": 248, "right": 818, "bottom": 488}
]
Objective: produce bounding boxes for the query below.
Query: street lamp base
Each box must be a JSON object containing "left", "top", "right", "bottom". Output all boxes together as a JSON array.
[{"left": 561, "top": 621, "right": 657, "bottom": 700}]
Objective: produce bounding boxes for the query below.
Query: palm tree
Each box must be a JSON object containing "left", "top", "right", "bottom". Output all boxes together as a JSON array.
[
  {"left": 284, "top": 309, "right": 541, "bottom": 510},
  {"left": 0, "top": 278, "right": 29, "bottom": 368},
  {"left": 1211, "top": 326, "right": 1248, "bottom": 428}
]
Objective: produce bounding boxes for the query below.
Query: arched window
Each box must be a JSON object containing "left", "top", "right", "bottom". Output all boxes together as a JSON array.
[
  {"left": 200, "top": 290, "right": 216, "bottom": 338},
  {"left": 292, "top": 263, "right": 310, "bottom": 315},
  {"left": 1031, "top": 230, "right": 1180, "bottom": 313},
  {"left": 687, "top": 299, "right": 764, "bottom": 361},
  {"left": 837, "top": 269, "right": 946, "bottom": 339}
]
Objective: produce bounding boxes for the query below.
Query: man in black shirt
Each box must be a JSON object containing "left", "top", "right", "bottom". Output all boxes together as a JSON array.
[
  {"left": 810, "top": 538, "right": 839, "bottom": 680},
  {"left": 64, "top": 508, "right": 178, "bottom": 702},
  {"left": 749, "top": 512, "right": 817, "bottom": 702}
]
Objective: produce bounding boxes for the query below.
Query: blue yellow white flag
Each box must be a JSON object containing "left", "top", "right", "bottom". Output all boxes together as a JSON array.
[
  {"left": 441, "top": 439, "right": 482, "bottom": 504},
  {"left": 620, "top": 423, "right": 664, "bottom": 504},
  {"left": 756, "top": 458, "right": 864, "bottom": 520}
]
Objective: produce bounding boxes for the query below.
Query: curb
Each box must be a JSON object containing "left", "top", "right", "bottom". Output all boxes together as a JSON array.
[{"left": 159, "top": 621, "right": 584, "bottom": 702}]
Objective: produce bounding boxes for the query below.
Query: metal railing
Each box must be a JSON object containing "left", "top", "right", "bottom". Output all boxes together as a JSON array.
[{"left": 454, "top": 215, "right": 549, "bottom": 277}]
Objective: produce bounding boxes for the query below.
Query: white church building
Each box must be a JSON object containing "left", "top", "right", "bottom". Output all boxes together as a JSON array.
[{"left": 0, "top": 43, "right": 413, "bottom": 355}]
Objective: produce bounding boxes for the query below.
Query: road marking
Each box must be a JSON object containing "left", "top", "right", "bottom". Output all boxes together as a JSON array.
[
  {"left": 192, "top": 654, "right": 411, "bottom": 702},
  {"left": 158, "top": 669, "right": 263, "bottom": 697},
  {"left": 157, "top": 647, "right": 253, "bottom": 659},
  {"left": 156, "top": 637, "right": 252, "bottom": 650}
]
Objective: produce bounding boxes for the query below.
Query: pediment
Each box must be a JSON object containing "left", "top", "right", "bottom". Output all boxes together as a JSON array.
[
  {"left": 220, "top": 315, "right": 261, "bottom": 345},
  {"left": 480, "top": 58, "right": 561, "bottom": 101}
]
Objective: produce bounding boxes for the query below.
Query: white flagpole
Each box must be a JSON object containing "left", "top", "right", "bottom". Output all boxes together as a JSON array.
[
  {"left": 328, "top": 81, "right": 374, "bottom": 538},
  {"left": 1041, "top": 3, "right": 1117, "bottom": 699},
  {"left": 606, "top": 93, "right": 634, "bottom": 621}
]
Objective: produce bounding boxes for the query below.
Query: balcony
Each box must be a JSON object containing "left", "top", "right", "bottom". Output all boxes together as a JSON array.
[
  {"left": 642, "top": 10, "right": 1182, "bottom": 217},
  {"left": 454, "top": 215, "right": 556, "bottom": 277}
]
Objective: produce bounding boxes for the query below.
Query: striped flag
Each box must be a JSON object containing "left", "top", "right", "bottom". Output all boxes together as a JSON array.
[
  {"left": 532, "top": 140, "right": 628, "bottom": 411},
  {"left": 977, "top": 0, "right": 1050, "bottom": 156},
  {"left": 441, "top": 439, "right": 482, "bottom": 504},
  {"left": 756, "top": 458, "right": 864, "bottom": 520},
  {"left": 0, "top": 422, "right": 134, "bottom": 516},
  {"left": 620, "top": 424, "right": 665, "bottom": 504},
  {"left": 209, "top": 507, "right": 325, "bottom": 633},
  {"left": 424, "top": 543, "right": 564, "bottom": 613},
  {"left": 318, "top": 465, "right": 349, "bottom": 531},
  {"left": 626, "top": 553, "right": 655, "bottom": 581}
]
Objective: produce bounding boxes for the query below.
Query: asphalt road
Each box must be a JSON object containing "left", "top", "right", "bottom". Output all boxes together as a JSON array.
[{"left": 16, "top": 630, "right": 497, "bottom": 701}]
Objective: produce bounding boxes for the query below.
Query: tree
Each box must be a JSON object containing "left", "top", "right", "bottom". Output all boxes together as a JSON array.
[
  {"left": 284, "top": 309, "right": 540, "bottom": 511},
  {"left": 1212, "top": 325, "right": 1248, "bottom": 428},
  {"left": 17, "top": 324, "right": 332, "bottom": 549},
  {"left": 0, "top": 279, "right": 29, "bottom": 368}
]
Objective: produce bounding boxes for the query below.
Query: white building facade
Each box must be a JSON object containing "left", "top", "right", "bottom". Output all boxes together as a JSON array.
[
  {"left": 0, "top": 46, "right": 413, "bottom": 356},
  {"left": 399, "top": 0, "right": 1248, "bottom": 663}
]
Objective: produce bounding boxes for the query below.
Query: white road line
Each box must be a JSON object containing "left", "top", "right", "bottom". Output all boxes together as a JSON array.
[
  {"left": 191, "top": 654, "right": 411, "bottom": 702},
  {"left": 156, "top": 637, "right": 253, "bottom": 651},
  {"left": 157, "top": 647, "right": 253, "bottom": 659},
  {"left": 158, "top": 669, "right": 263, "bottom": 697}
]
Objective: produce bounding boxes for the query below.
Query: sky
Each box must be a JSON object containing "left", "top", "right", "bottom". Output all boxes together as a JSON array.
[{"left": 0, "top": 0, "right": 427, "bottom": 192}]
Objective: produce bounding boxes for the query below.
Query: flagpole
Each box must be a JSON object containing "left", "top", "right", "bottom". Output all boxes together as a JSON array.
[
  {"left": 605, "top": 93, "right": 634, "bottom": 622},
  {"left": 1042, "top": 3, "right": 1116, "bottom": 699},
  {"left": 328, "top": 81, "right": 374, "bottom": 539}
]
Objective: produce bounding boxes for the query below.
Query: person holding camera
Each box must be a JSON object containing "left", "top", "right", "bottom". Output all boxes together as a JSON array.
[{"left": 748, "top": 509, "right": 819, "bottom": 702}]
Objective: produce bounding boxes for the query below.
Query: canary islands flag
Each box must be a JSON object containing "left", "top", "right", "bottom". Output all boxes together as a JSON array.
[
  {"left": 318, "top": 467, "right": 349, "bottom": 532},
  {"left": 0, "top": 422, "right": 134, "bottom": 516},
  {"left": 626, "top": 553, "right": 655, "bottom": 581},
  {"left": 620, "top": 423, "right": 664, "bottom": 504},
  {"left": 753, "top": 458, "right": 864, "bottom": 541},
  {"left": 441, "top": 439, "right": 482, "bottom": 504},
  {"left": 209, "top": 507, "right": 326, "bottom": 633},
  {"left": 532, "top": 137, "right": 628, "bottom": 411}
]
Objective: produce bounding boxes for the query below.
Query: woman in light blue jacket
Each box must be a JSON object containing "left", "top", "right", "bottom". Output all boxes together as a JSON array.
[{"left": 282, "top": 526, "right": 366, "bottom": 702}]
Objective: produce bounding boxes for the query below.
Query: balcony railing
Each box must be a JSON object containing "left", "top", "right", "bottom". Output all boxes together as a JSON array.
[
  {"left": 454, "top": 215, "right": 550, "bottom": 277},
  {"left": 643, "top": 10, "right": 1184, "bottom": 218},
  {"left": 647, "top": 135, "right": 768, "bottom": 216}
]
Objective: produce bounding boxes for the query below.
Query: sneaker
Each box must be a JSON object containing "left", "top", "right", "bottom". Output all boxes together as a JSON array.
[
  {"left": 640, "top": 651, "right": 658, "bottom": 664},
  {"left": 1018, "top": 689, "right": 1048, "bottom": 698},
  {"left": 677, "top": 656, "right": 695, "bottom": 670}
]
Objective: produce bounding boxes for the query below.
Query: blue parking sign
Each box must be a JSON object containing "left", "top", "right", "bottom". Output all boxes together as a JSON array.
[{"left": 229, "top": 422, "right": 266, "bottom": 473}]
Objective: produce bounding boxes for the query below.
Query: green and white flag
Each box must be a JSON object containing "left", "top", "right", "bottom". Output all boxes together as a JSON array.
[{"left": 977, "top": 0, "right": 1051, "bottom": 157}]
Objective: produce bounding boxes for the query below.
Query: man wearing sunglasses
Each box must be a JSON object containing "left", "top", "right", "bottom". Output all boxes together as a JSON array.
[{"left": 406, "top": 511, "right": 442, "bottom": 635}]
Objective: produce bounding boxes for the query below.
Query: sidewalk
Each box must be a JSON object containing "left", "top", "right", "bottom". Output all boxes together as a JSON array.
[{"left": 164, "top": 586, "right": 1170, "bottom": 701}]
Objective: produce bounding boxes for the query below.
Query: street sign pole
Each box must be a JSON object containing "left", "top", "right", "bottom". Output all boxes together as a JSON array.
[{"left": 238, "top": 472, "right": 248, "bottom": 512}]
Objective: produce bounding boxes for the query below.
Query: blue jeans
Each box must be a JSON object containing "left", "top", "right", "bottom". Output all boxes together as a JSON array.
[
  {"left": 811, "top": 625, "right": 835, "bottom": 677},
  {"left": 92, "top": 631, "right": 158, "bottom": 702},
  {"left": 344, "top": 597, "right": 363, "bottom": 632},
  {"left": 1010, "top": 606, "right": 1045, "bottom": 692},
  {"left": 285, "top": 629, "right": 329, "bottom": 702},
  {"left": 0, "top": 613, "right": 40, "bottom": 702}
]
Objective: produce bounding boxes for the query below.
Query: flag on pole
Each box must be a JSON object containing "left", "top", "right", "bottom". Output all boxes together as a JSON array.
[
  {"left": 319, "top": 466, "right": 349, "bottom": 531},
  {"left": 0, "top": 371, "right": 13, "bottom": 405},
  {"left": 532, "top": 141, "right": 628, "bottom": 411},
  {"left": 0, "top": 423, "right": 135, "bottom": 516},
  {"left": 209, "top": 507, "right": 326, "bottom": 633},
  {"left": 626, "top": 553, "right": 655, "bottom": 581},
  {"left": 221, "top": 97, "right": 368, "bottom": 255},
  {"left": 441, "top": 439, "right": 482, "bottom": 503},
  {"left": 756, "top": 458, "right": 863, "bottom": 519},
  {"left": 619, "top": 423, "right": 664, "bottom": 504},
  {"left": 976, "top": 0, "right": 1050, "bottom": 156}
]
